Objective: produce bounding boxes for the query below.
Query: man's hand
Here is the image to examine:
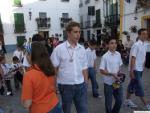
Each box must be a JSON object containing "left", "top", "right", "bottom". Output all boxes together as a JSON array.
[
  {"left": 130, "top": 71, "right": 135, "bottom": 79},
  {"left": 111, "top": 73, "right": 120, "bottom": 81}
]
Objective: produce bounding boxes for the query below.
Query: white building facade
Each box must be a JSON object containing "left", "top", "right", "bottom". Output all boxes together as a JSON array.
[
  {"left": 79, "top": 0, "right": 105, "bottom": 42},
  {"left": 122, "top": 0, "right": 150, "bottom": 43},
  {"left": 0, "top": 0, "right": 79, "bottom": 51}
]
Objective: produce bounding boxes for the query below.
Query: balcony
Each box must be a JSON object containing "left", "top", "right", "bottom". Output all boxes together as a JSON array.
[
  {"left": 60, "top": 17, "right": 72, "bottom": 28},
  {"left": 85, "top": 21, "right": 92, "bottom": 28},
  {"left": 92, "top": 20, "right": 102, "bottom": 28},
  {"left": 60, "top": 17, "right": 72, "bottom": 23},
  {"left": 104, "top": 14, "right": 120, "bottom": 27},
  {"left": 14, "top": 24, "right": 26, "bottom": 33},
  {"left": 36, "top": 17, "right": 51, "bottom": 29}
]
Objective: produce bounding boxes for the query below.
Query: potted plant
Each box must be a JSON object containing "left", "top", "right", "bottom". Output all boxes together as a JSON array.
[{"left": 130, "top": 25, "right": 137, "bottom": 33}]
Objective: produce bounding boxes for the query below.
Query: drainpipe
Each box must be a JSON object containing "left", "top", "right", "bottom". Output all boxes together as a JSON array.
[{"left": 120, "top": 0, "right": 124, "bottom": 39}]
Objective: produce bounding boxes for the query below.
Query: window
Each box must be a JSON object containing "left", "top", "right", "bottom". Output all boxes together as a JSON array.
[
  {"left": 17, "top": 36, "right": 25, "bottom": 46},
  {"left": 79, "top": 0, "right": 83, "bottom": 7},
  {"left": 96, "top": 9, "right": 101, "bottom": 24},
  {"left": 13, "top": 0, "right": 22, "bottom": 6},
  {"left": 0, "top": 14, "right": 3, "bottom": 33},
  {"left": 14, "top": 13, "right": 25, "bottom": 33},
  {"left": 61, "top": 0, "right": 69, "bottom": 2},
  {"left": 39, "top": 12, "right": 47, "bottom": 18},
  {"left": 62, "top": 13, "right": 69, "bottom": 19},
  {"left": 88, "top": 6, "right": 95, "bottom": 16},
  {"left": 85, "top": 0, "right": 90, "bottom": 4}
]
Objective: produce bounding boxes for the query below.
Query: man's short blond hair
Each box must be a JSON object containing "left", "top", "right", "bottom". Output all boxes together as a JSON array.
[{"left": 66, "top": 21, "right": 80, "bottom": 32}]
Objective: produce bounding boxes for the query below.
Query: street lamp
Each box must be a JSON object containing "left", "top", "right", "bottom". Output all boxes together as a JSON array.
[{"left": 29, "top": 9, "right": 32, "bottom": 20}]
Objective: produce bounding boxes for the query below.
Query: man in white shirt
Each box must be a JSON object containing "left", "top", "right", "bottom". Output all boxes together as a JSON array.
[
  {"left": 100, "top": 38, "right": 123, "bottom": 113},
  {"left": 51, "top": 22, "right": 88, "bottom": 113},
  {"left": 86, "top": 40, "right": 101, "bottom": 98},
  {"left": 124, "top": 28, "right": 150, "bottom": 110},
  {"left": 124, "top": 35, "right": 134, "bottom": 51}
]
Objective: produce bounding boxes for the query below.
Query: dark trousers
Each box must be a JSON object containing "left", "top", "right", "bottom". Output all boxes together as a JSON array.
[
  {"left": 0, "top": 85, "right": 4, "bottom": 95},
  {"left": 88, "top": 67, "right": 99, "bottom": 96},
  {"left": 14, "top": 71, "right": 23, "bottom": 89},
  {"left": 104, "top": 84, "right": 123, "bottom": 113},
  {"left": 58, "top": 82, "right": 88, "bottom": 113},
  {"left": 145, "top": 52, "right": 150, "bottom": 68},
  {"left": 5, "top": 80, "right": 12, "bottom": 93}
]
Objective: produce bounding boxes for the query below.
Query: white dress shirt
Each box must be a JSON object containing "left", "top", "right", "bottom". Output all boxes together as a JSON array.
[
  {"left": 86, "top": 48, "right": 96, "bottom": 68},
  {"left": 51, "top": 41, "right": 88, "bottom": 85},
  {"left": 99, "top": 51, "right": 123, "bottom": 85},
  {"left": 129, "top": 40, "right": 146, "bottom": 71}
]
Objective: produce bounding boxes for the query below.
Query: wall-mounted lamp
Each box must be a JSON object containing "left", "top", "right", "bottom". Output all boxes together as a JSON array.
[{"left": 29, "top": 9, "right": 32, "bottom": 20}]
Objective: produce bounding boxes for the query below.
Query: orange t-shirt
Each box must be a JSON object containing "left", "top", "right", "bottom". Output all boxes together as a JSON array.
[{"left": 21, "top": 67, "right": 58, "bottom": 113}]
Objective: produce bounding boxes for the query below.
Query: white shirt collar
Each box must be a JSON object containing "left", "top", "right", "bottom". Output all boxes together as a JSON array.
[
  {"left": 66, "top": 40, "right": 81, "bottom": 49},
  {"left": 107, "top": 50, "right": 117, "bottom": 55},
  {"left": 137, "top": 39, "right": 144, "bottom": 45}
]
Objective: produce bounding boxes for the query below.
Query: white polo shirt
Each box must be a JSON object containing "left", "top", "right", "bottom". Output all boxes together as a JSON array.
[
  {"left": 86, "top": 48, "right": 97, "bottom": 68},
  {"left": 145, "top": 41, "right": 150, "bottom": 52},
  {"left": 99, "top": 51, "right": 123, "bottom": 85},
  {"left": 129, "top": 40, "right": 146, "bottom": 71},
  {"left": 51, "top": 41, "right": 88, "bottom": 85}
]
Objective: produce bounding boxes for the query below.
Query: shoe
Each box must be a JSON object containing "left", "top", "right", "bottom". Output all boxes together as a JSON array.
[
  {"left": 145, "top": 104, "right": 150, "bottom": 111},
  {"left": 6, "top": 92, "right": 13, "bottom": 96},
  {"left": 124, "top": 99, "right": 137, "bottom": 108},
  {"left": 6, "top": 92, "right": 11, "bottom": 96},
  {"left": 93, "top": 94, "right": 102, "bottom": 98}
]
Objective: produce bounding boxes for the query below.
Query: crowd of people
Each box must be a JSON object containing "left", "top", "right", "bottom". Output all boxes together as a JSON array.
[{"left": 0, "top": 21, "right": 150, "bottom": 113}]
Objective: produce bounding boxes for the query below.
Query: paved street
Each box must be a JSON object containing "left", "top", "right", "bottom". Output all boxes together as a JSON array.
[{"left": 0, "top": 53, "right": 150, "bottom": 113}]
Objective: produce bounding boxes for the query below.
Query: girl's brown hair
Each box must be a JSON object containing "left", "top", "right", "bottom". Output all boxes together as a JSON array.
[{"left": 31, "top": 42, "right": 55, "bottom": 76}]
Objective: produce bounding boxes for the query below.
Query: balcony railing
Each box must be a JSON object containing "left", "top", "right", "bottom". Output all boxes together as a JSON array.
[
  {"left": 36, "top": 17, "right": 51, "bottom": 29},
  {"left": 104, "top": 14, "right": 120, "bottom": 27},
  {"left": 60, "top": 17, "right": 72, "bottom": 23},
  {"left": 92, "top": 20, "right": 102, "bottom": 28},
  {"left": 60, "top": 17, "right": 72, "bottom": 28},
  {"left": 36, "top": 18, "right": 50, "bottom": 23},
  {"left": 81, "top": 20, "right": 101, "bottom": 29}
]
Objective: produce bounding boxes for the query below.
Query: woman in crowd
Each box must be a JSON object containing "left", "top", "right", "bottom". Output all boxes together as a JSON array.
[{"left": 21, "top": 42, "right": 62, "bottom": 113}]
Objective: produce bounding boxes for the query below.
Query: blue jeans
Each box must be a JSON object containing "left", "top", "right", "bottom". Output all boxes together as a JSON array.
[
  {"left": 0, "top": 107, "right": 3, "bottom": 113},
  {"left": 58, "top": 82, "right": 88, "bottom": 113},
  {"left": 48, "top": 102, "right": 63, "bottom": 113},
  {"left": 88, "top": 67, "right": 99, "bottom": 96},
  {"left": 104, "top": 84, "right": 123, "bottom": 113},
  {"left": 127, "top": 70, "right": 144, "bottom": 97}
]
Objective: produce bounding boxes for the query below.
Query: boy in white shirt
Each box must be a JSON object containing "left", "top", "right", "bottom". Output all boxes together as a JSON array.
[
  {"left": 100, "top": 38, "right": 123, "bottom": 113},
  {"left": 86, "top": 40, "right": 101, "bottom": 98},
  {"left": 124, "top": 28, "right": 150, "bottom": 110}
]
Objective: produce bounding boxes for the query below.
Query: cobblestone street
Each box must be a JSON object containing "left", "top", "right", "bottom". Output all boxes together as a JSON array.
[{"left": 0, "top": 53, "right": 150, "bottom": 113}]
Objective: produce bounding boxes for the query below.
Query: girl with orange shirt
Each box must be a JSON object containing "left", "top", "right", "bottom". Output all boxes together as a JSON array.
[{"left": 21, "top": 42, "right": 62, "bottom": 113}]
